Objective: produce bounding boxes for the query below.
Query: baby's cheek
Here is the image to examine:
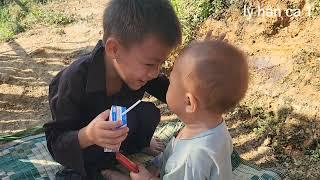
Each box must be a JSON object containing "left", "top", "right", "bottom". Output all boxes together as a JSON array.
[{"left": 166, "top": 88, "right": 173, "bottom": 109}]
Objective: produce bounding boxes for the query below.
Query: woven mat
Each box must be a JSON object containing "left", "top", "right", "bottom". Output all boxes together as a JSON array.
[{"left": 0, "top": 120, "right": 284, "bottom": 179}]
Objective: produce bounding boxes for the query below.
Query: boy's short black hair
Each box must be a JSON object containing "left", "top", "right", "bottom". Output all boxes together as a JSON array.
[{"left": 103, "top": 0, "right": 182, "bottom": 48}]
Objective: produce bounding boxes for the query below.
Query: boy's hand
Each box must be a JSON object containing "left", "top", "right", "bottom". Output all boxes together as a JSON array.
[
  {"left": 203, "top": 30, "right": 228, "bottom": 42},
  {"left": 79, "top": 110, "right": 129, "bottom": 149},
  {"left": 130, "top": 165, "right": 156, "bottom": 180},
  {"left": 190, "top": 31, "right": 228, "bottom": 45},
  {"left": 142, "top": 138, "right": 165, "bottom": 156},
  {"left": 146, "top": 165, "right": 160, "bottom": 177},
  {"left": 150, "top": 138, "right": 165, "bottom": 155}
]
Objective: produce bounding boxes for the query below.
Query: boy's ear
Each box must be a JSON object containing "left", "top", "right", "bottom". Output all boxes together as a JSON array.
[
  {"left": 185, "top": 93, "right": 198, "bottom": 113},
  {"left": 105, "top": 37, "right": 120, "bottom": 60}
]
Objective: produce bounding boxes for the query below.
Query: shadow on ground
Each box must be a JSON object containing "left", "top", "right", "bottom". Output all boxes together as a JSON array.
[{"left": 0, "top": 39, "right": 93, "bottom": 133}]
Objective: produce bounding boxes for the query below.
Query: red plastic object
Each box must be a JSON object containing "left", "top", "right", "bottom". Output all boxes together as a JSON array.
[{"left": 116, "top": 152, "right": 139, "bottom": 173}]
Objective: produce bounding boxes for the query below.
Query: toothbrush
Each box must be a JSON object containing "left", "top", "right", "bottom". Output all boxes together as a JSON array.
[
  {"left": 116, "top": 152, "right": 139, "bottom": 173},
  {"left": 121, "top": 100, "right": 142, "bottom": 116}
]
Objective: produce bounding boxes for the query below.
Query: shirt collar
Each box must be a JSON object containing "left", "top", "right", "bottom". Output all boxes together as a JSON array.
[
  {"left": 174, "top": 121, "right": 227, "bottom": 140},
  {"left": 86, "top": 40, "right": 106, "bottom": 93},
  {"left": 193, "top": 121, "right": 226, "bottom": 138}
]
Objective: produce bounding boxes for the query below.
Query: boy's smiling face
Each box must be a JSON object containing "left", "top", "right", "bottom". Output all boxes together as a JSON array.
[{"left": 111, "top": 35, "right": 172, "bottom": 90}]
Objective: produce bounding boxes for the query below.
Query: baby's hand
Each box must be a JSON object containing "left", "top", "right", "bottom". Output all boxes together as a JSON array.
[
  {"left": 203, "top": 30, "right": 227, "bottom": 42},
  {"left": 130, "top": 165, "right": 154, "bottom": 180}
]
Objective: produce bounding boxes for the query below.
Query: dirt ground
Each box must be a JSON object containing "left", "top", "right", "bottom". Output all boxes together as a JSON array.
[
  {"left": 0, "top": 0, "right": 105, "bottom": 133},
  {"left": 1, "top": 0, "right": 320, "bottom": 179}
]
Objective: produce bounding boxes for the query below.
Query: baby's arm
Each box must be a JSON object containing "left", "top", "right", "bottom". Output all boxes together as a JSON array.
[{"left": 130, "top": 165, "right": 160, "bottom": 180}]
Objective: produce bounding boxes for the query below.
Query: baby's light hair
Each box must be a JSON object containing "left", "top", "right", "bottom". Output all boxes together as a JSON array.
[{"left": 183, "top": 41, "right": 249, "bottom": 114}]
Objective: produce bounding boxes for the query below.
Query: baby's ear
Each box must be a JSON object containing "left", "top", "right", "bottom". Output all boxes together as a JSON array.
[{"left": 185, "top": 93, "right": 198, "bottom": 113}]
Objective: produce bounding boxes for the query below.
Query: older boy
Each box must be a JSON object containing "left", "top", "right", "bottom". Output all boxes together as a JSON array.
[{"left": 44, "top": 0, "right": 181, "bottom": 179}]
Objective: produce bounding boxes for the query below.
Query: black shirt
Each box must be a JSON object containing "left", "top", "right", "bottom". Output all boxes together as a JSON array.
[{"left": 44, "top": 40, "right": 169, "bottom": 177}]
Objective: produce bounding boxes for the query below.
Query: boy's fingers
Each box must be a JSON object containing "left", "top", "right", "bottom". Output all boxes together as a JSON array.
[
  {"left": 155, "top": 139, "right": 165, "bottom": 146},
  {"left": 130, "top": 166, "right": 146, "bottom": 178},
  {"left": 190, "top": 39, "right": 197, "bottom": 44},
  {"left": 100, "top": 120, "right": 123, "bottom": 130},
  {"left": 152, "top": 148, "right": 161, "bottom": 154},
  {"left": 130, "top": 171, "right": 138, "bottom": 178},
  {"left": 218, "top": 33, "right": 226, "bottom": 41},
  {"left": 101, "top": 128, "right": 129, "bottom": 139},
  {"left": 101, "top": 133, "right": 128, "bottom": 144},
  {"left": 155, "top": 141, "right": 164, "bottom": 146},
  {"left": 204, "top": 30, "right": 213, "bottom": 40},
  {"left": 96, "top": 110, "right": 110, "bottom": 121},
  {"left": 138, "top": 164, "right": 149, "bottom": 172},
  {"left": 157, "top": 144, "right": 165, "bottom": 150},
  {"left": 202, "top": 31, "right": 227, "bottom": 42},
  {"left": 156, "top": 147, "right": 164, "bottom": 152}
]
